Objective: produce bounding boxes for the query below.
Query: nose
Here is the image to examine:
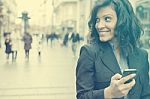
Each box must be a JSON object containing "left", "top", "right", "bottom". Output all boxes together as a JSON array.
[{"left": 97, "top": 20, "right": 105, "bottom": 29}]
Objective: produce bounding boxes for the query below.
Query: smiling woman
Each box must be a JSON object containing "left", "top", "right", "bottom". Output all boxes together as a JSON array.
[{"left": 76, "top": 0, "right": 150, "bottom": 99}]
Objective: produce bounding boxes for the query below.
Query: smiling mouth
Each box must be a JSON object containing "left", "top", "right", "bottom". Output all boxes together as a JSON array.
[
  {"left": 98, "top": 30, "right": 110, "bottom": 36},
  {"left": 99, "top": 30, "right": 110, "bottom": 32},
  {"left": 98, "top": 30, "right": 110, "bottom": 37}
]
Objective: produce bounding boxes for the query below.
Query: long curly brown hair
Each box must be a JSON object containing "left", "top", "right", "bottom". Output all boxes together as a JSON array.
[{"left": 88, "top": 0, "right": 143, "bottom": 56}]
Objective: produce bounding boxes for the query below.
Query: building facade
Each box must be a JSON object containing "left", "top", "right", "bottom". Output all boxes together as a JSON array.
[
  {"left": 52, "top": 0, "right": 97, "bottom": 35},
  {"left": 53, "top": 0, "right": 77, "bottom": 34},
  {"left": 136, "top": 0, "right": 150, "bottom": 48},
  {"left": 2, "top": 0, "right": 17, "bottom": 33},
  {"left": 0, "top": 0, "right": 18, "bottom": 48}
]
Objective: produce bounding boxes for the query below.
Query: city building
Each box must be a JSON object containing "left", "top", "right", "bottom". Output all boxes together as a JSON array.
[
  {"left": 0, "top": 0, "right": 18, "bottom": 48},
  {"left": 53, "top": 0, "right": 77, "bottom": 34},
  {"left": 2, "top": 0, "right": 17, "bottom": 33},
  {"left": 136, "top": 0, "right": 150, "bottom": 48},
  {"left": 77, "top": 0, "right": 97, "bottom": 35},
  {"left": 52, "top": 0, "right": 97, "bottom": 35}
]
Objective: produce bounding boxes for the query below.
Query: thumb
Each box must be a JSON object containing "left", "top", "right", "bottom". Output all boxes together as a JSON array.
[{"left": 111, "top": 73, "right": 122, "bottom": 80}]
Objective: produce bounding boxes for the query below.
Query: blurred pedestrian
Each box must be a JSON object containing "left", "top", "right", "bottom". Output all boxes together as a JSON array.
[
  {"left": 37, "top": 35, "right": 42, "bottom": 56},
  {"left": 11, "top": 31, "right": 19, "bottom": 60},
  {"left": 49, "top": 32, "right": 56, "bottom": 48},
  {"left": 38, "top": 41, "right": 42, "bottom": 56},
  {"left": 62, "top": 32, "right": 69, "bottom": 47},
  {"left": 23, "top": 32, "right": 32, "bottom": 59},
  {"left": 70, "top": 32, "right": 80, "bottom": 57},
  {"left": 4, "top": 33, "right": 12, "bottom": 60}
]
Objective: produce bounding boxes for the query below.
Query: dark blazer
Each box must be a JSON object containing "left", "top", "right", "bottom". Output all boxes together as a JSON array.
[{"left": 76, "top": 42, "right": 150, "bottom": 99}]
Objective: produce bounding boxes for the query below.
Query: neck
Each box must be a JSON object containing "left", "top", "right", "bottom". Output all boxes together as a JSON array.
[{"left": 109, "top": 37, "right": 119, "bottom": 50}]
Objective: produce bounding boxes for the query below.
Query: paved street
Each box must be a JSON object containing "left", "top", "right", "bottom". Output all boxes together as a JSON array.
[
  {"left": 0, "top": 39, "right": 150, "bottom": 99},
  {"left": 0, "top": 40, "right": 81, "bottom": 99}
]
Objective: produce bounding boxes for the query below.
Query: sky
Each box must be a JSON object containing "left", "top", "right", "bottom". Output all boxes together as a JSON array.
[{"left": 15, "top": 0, "right": 52, "bottom": 26}]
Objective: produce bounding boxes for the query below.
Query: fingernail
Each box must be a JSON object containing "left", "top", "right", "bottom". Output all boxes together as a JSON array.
[{"left": 131, "top": 74, "right": 136, "bottom": 77}]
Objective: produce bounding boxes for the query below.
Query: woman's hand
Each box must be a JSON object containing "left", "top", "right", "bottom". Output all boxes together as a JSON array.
[{"left": 104, "top": 73, "right": 136, "bottom": 99}]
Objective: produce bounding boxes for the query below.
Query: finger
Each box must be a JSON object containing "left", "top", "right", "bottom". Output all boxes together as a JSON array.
[
  {"left": 120, "top": 79, "right": 136, "bottom": 91},
  {"left": 119, "top": 74, "right": 136, "bottom": 84},
  {"left": 111, "top": 73, "right": 122, "bottom": 81},
  {"left": 124, "top": 79, "right": 136, "bottom": 90}
]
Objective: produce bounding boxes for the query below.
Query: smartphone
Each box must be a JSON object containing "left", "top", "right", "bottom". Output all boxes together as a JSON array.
[{"left": 122, "top": 69, "right": 137, "bottom": 84}]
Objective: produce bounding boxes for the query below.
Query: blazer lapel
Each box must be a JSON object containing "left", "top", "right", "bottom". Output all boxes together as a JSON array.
[{"left": 99, "top": 43, "right": 122, "bottom": 74}]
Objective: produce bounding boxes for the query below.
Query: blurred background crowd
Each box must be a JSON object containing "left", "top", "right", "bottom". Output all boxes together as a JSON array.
[{"left": 0, "top": 0, "right": 149, "bottom": 54}]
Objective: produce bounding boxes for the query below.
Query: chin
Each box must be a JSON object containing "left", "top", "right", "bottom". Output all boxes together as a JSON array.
[
  {"left": 99, "top": 36, "right": 112, "bottom": 42},
  {"left": 100, "top": 38, "right": 109, "bottom": 42},
  {"left": 100, "top": 40, "right": 108, "bottom": 42}
]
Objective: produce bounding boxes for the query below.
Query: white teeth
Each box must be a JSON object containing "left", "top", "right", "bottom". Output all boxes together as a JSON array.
[
  {"left": 99, "top": 31, "right": 108, "bottom": 32},
  {"left": 99, "top": 30, "right": 110, "bottom": 32}
]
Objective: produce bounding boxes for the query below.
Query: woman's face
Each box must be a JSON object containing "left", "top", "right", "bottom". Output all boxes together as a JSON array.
[{"left": 95, "top": 5, "right": 117, "bottom": 42}]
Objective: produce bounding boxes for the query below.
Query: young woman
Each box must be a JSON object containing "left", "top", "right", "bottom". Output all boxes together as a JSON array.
[{"left": 76, "top": 0, "right": 150, "bottom": 99}]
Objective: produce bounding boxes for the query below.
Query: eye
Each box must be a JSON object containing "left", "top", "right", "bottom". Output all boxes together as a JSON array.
[
  {"left": 95, "top": 17, "right": 100, "bottom": 23},
  {"left": 104, "top": 16, "right": 111, "bottom": 22}
]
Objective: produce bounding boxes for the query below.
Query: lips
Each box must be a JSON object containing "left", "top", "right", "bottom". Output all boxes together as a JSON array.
[
  {"left": 98, "top": 30, "right": 110, "bottom": 34},
  {"left": 99, "top": 30, "right": 110, "bottom": 32},
  {"left": 98, "top": 30, "right": 111, "bottom": 37}
]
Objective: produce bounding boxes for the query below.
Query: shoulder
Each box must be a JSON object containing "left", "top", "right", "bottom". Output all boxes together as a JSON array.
[
  {"left": 79, "top": 42, "right": 100, "bottom": 61},
  {"left": 133, "top": 47, "right": 149, "bottom": 65},
  {"left": 134, "top": 47, "right": 149, "bottom": 72},
  {"left": 135, "top": 47, "right": 148, "bottom": 57},
  {"left": 80, "top": 42, "right": 100, "bottom": 55}
]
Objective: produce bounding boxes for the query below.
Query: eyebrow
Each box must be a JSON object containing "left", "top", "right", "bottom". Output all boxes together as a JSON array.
[{"left": 97, "top": 14, "right": 114, "bottom": 18}]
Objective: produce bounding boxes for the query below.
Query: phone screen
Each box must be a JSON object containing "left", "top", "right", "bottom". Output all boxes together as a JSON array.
[{"left": 122, "top": 69, "right": 137, "bottom": 84}]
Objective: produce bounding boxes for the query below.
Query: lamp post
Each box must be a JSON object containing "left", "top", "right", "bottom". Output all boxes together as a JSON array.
[{"left": 19, "top": 11, "right": 30, "bottom": 34}]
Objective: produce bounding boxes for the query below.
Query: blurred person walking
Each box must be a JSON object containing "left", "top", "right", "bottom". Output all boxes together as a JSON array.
[
  {"left": 70, "top": 32, "right": 80, "bottom": 57},
  {"left": 4, "top": 33, "right": 12, "bottom": 60},
  {"left": 37, "top": 35, "right": 42, "bottom": 57},
  {"left": 62, "top": 32, "right": 69, "bottom": 47},
  {"left": 23, "top": 32, "right": 32, "bottom": 59},
  {"left": 11, "top": 31, "right": 19, "bottom": 60}
]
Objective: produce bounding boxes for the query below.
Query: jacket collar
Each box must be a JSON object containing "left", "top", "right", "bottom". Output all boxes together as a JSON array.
[{"left": 98, "top": 42, "right": 122, "bottom": 74}]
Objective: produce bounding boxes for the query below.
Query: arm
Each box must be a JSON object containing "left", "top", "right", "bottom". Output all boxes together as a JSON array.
[
  {"left": 140, "top": 51, "right": 150, "bottom": 99},
  {"left": 76, "top": 45, "right": 105, "bottom": 99}
]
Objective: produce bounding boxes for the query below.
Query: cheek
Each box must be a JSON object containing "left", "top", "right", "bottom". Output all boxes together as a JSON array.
[
  {"left": 109, "top": 31, "right": 115, "bottom": 38},
  {"left": 105, "top": 32, "right": 115, "bottom": 40}
]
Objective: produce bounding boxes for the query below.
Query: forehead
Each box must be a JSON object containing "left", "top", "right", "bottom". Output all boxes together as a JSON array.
[{"left": 96, "top": 5, "right": 116, "bottom": 17}]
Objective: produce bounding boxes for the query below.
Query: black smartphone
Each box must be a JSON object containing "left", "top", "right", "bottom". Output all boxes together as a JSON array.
[{"left": 122, "top": 69, "right": 137, "bottom": 84}]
